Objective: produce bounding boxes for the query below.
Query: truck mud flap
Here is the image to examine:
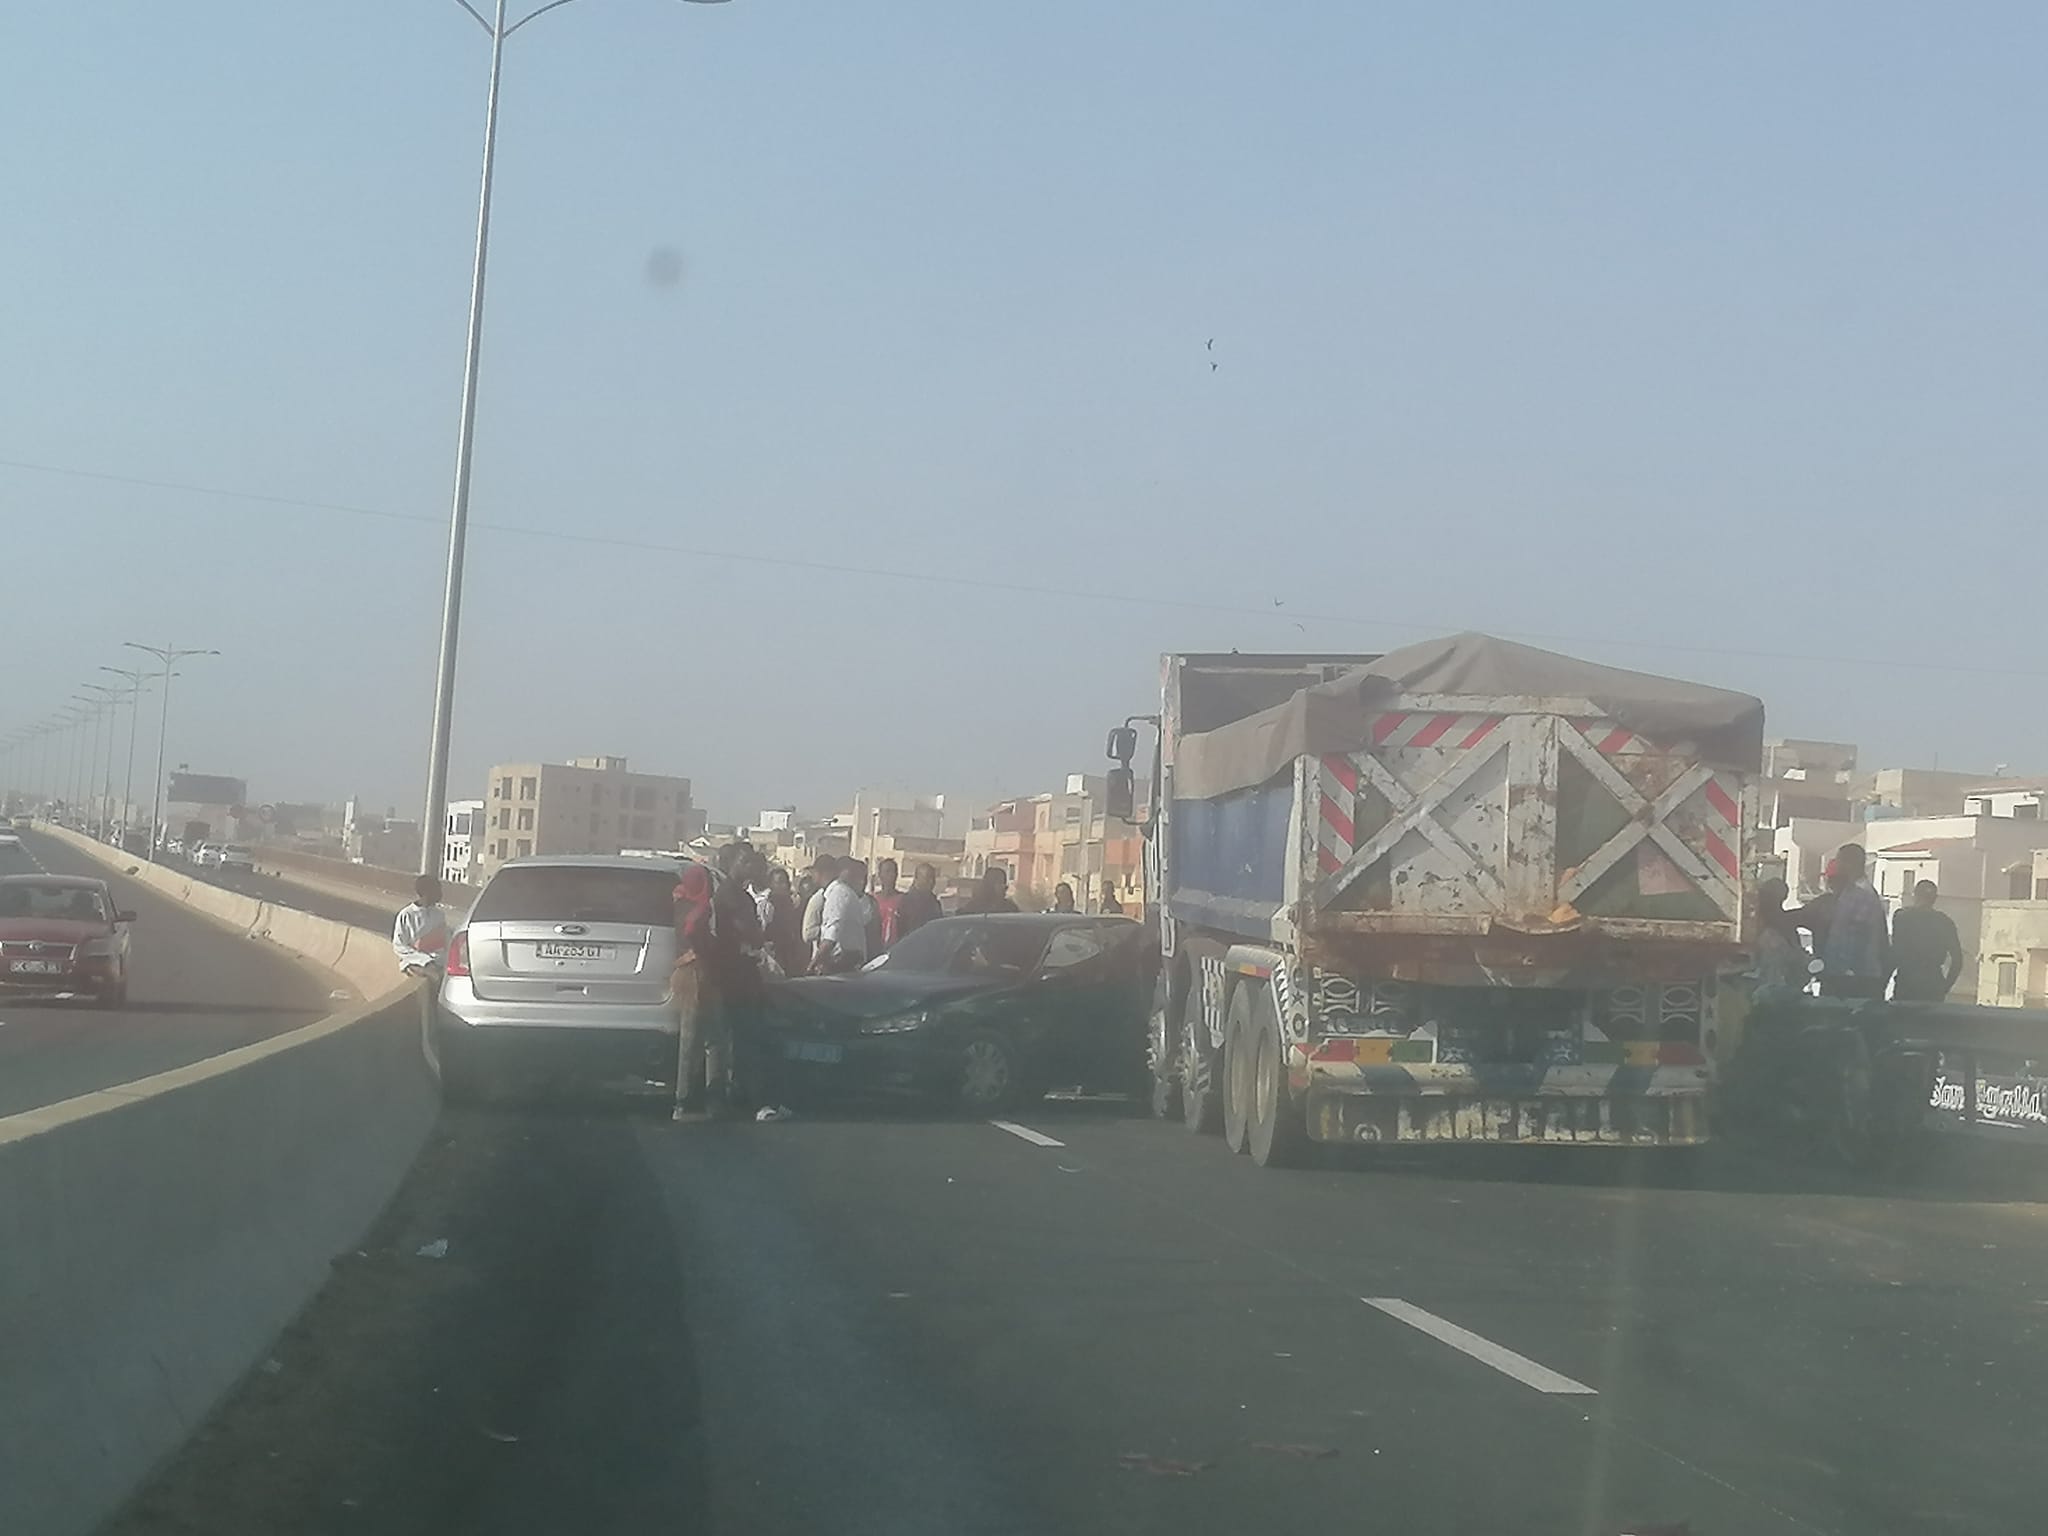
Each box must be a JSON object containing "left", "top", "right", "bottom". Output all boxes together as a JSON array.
[{"left": 1307, "top": 1088, "right": 1707, "bottom": 1146}]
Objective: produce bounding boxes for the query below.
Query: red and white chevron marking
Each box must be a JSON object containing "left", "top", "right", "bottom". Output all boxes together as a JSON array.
[
  {"left": 1700, "top": 773, "right": 1741, "bottom": 881},
  {"left": 1316, "top": 754, "right": 1358, "bottom": 874},
  {"left": 1366, "top": 712, "right": 1504, "bottom": 753},
  {"left": 1572, "top": 718, "right": 1658, "bottom": 757}
]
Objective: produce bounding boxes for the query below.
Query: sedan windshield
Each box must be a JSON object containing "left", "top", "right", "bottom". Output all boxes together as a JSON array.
[
  {"left": 869, "top": 919, "right": 1050, "bottom": 978},
  {"left": 0, "top": 884, "right": 108, "bottom": 923}
]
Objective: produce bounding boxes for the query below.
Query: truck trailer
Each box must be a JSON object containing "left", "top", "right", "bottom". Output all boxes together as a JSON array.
[{"left": 1109, "top": 633, "right": 1764, "bottom": 1165}]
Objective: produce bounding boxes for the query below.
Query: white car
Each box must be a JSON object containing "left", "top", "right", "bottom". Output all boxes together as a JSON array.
[
  {"left": 0, "top": 827, "right": 20, "bottom": 849},
  {"left": 218, "top": 845, "right": 256, "bottom": 873},
  {"left": 191, "top": 843, "right": 224, "bottom": 868}
]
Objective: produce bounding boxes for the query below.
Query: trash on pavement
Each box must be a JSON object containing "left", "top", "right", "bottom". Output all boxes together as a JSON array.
[
  {"left": 481, "top": 1428, "right": 520, "bottom": 1444},
  {"left": 1251, "top": 1442, "right": 1338, "bottom": 1461},
  {"left": 755, "top": 1104, "right": 795, "bottom": 1122},
  {"left": 1118, "top": 1452, "right": 1209, "bottom": 1477},
  {"left": 259, "top": 1357, "right": 283, "bottom": 1376},
  {"left": 414, "top": 1238, "right": 449, "bottom": 1259}
]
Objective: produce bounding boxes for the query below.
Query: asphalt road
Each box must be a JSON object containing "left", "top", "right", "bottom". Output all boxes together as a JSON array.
[
  {"left": 0, "top": 830, "right": 337, "bottom": 1117},
  {"left": 108, "top": 1088, "right": 2048, "bottom": 1536}
]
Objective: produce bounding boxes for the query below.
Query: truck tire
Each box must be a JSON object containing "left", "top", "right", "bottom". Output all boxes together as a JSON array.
[
  {"left": 1221, "top": 984, "right": 1255, "bottom": 1154},
  {"left": 1248, "top": 990, "right": 1308, "bottom": 1168},
  {"left": 1181, "top": 1012, "right": 1222, "bottom": 1134},
  {"left": 1147, "top": 963, "right": 1186, "bottom": 1121}
]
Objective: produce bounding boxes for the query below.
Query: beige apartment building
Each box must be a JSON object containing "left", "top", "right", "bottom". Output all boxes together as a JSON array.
[{"left": 477, "top": 755, "right": 694, "bottom": 880}]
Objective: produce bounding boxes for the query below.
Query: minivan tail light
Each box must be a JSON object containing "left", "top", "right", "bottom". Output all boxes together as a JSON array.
[{"left": 445, "top": 931, "right": 471, "bottom": 978}]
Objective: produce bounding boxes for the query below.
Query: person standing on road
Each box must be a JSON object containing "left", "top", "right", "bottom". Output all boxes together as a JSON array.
[
  {"left": 870, "top": 858, "right": 905, "bottom": 952},
  {"left": 1099, "top": 879, "right": 1125, "bottom": 915},
  {"left": 712, "top": 847, "right": 770, "bottom": 1105},
  {"left": 1051, "top": 881, "right": 1077, "bottom": 913},
  {"left": 1891, "top": 880, "right": 1965, "bottom": 1002},
  {"left": 766, "top": 865, "right": 805, "bottom": 975},
  {"left": 801, "top": 855, "right": 837, "bottom": 957},
  {"left": 813, "top": 857, "right": 873, "bottom": 974},
  {"left": 897, "top": 862, "right": 944, "bottom": 938},
  {"left": 670, "top": 862, "right": 721, "bottom": 1119},
  {"left": 1752, "top": 876, "right": 1807, "bottom": 994},
  {"left": 1819, "top": 843, "right": 1888, "bottom": 999},
  {"left": 961, "top": 867, "right": 1019, "bottom": 915},
  {"left": 392, "top": 874, "right": 450, "bottom": 978}
]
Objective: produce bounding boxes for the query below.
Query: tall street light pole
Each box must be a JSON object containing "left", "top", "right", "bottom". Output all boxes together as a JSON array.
[
  {"left": 80, "top": 684, "right": 120, "bottom": 837},
  {"left": 101, "top": 666, "right": 157, "bottom": 846},
  {"left": 124, "top": 643, "right": 219, "bottom": 863},
  {"left": 419, "top": 0, "right": 733, "bottom": 875},
  {"left": 58, "top": 704, "right": 91, "bottom": 824}
]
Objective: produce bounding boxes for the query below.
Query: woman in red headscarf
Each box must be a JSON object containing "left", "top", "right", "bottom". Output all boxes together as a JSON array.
[{"left": 672, "top": 863, "right": 721, "bottom": 1118}]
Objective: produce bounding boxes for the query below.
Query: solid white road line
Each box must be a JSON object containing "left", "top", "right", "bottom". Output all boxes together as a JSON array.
[
  {"left": 1362, "top": 1297, "right": 1597, "bottom": 1395},
  {"left": 989, "top": 1120, "right": 1065, "bottom": 1148}
]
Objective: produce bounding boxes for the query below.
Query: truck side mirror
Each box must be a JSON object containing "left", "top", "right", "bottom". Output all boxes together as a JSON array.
[
  {"left": 1106, "top": 726, "right": 1138, "bottom": 764},
  {"left": 1105, "top": 767, "right": 1136, "bottom": 822}
]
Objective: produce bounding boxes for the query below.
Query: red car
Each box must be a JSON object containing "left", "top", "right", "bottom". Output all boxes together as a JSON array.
[{"left": 0, "top": 875, "right": 135, "bottom": 1006}]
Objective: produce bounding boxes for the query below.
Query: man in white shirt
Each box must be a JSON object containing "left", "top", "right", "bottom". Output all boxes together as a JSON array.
[
  {"left": 393, "top": 874, "right": 451, "bottom": 978},
  {"left": 813, "top": 858, "right": 873, "bottom": 974}
]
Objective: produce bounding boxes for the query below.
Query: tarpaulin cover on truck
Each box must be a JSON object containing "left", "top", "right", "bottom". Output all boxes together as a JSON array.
[{"left": 1174, "top": 633, "right": 1765, "bottom": 801}]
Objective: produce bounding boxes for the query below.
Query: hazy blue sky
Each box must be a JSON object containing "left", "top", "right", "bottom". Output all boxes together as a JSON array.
[{"left": 4, "top": 1, "right": 2044, "bottom": 821}]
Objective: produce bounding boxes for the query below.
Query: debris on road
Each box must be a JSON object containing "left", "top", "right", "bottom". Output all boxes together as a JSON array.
[
  {"left": 259, "top": 1357, "right": 283, "bottom": 1376},
  {"left": 1251, "top": 1441, "right": 1338, "bottom": 1461},
  {"left": 480, "top": 1428, "right": 520, "bottom": 1444},
  {"left": 1118, "top": 1452, "right": 1209, "bottom": 1478},
  {"left": 414, "top": 1238, "right": 449, "bottom": 1260},
  {"left": 755, "top": 1104, "right": 795, "bottom": 1122}
]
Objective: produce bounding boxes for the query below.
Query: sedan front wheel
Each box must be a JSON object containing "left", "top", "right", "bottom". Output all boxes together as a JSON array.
[{"left": 954, "top": 1030, "right": 1026, "bottom": 1113}]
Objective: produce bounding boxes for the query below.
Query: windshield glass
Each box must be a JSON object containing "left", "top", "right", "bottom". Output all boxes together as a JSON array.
[
  {"left": 0, "top": 884, "right": 108, "bottom": 922},
  {"left": 470, "top": 866, "right": 677, "bottom": 926}
]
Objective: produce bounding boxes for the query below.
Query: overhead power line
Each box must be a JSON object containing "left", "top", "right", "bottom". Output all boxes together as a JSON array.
[{"left": 1, "top": 452, "right": 2037, "bottom": 680}]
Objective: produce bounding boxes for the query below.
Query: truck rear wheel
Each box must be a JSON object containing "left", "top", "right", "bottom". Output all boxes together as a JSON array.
[
  {"left": 1181, "top": 1013, "right": 1222, "bottom": 1134},
  {"left": 1247, "top": 991, "right": 1307, "bottom": 1168},
  {"left": 1221, "top": 984, "right": 1255, "bottom": 1154}
]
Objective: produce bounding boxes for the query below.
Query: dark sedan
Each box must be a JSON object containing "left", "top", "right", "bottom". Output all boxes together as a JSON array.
[
  {"left": 0, "top": 875, "right": 135, "bottom": 1006},
  {"left": 763, "top": 914, "right": 1151, "bottom": 1111}
]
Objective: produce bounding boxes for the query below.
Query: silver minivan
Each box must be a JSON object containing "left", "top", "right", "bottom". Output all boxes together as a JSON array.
[{"left": 436, "top": 855, "right": 685, "bottom": 1096}]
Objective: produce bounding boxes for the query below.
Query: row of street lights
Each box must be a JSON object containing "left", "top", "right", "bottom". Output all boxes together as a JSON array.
[{"left": 0, "top": 644, "right": 217, "bottom": 862}]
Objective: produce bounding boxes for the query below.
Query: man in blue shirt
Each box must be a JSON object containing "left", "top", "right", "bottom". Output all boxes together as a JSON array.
[{"left": 1820, "top": 843, "right": 1888, "bottom": 999}]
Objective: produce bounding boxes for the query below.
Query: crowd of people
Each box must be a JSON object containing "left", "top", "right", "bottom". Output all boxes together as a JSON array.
[
  {"left": 1753, "top": 840, "right": 1966, "bottom": 1002},
  {"left": 663, "top": 843, "right": 1122, "bottom": 1117}
]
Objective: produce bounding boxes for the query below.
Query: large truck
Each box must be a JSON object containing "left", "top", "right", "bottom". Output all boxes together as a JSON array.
[{"left": 1105, "top": 633, "right": 1764, "bottom": 1165}]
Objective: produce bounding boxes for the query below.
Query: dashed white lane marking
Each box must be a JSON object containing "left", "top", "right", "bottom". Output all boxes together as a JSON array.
[
  {"left": 990, "top": 1120, "right": 1065, "bottom": 1148},
  {"left": 1362, "top": 1297, "right": 1597, "bottom": 1395}
]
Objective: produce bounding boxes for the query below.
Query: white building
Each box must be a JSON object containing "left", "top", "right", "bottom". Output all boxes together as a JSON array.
[{"left": 441, "top": 799, "right": 484, "bottom": 889}]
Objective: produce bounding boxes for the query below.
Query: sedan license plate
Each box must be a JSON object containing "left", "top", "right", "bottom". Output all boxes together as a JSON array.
[
  {"left": 783, "top": 1041, "right": 845, "bottom": 1064},
  {"left": 536, "top": 941, "right": 614, "bottom": 961},
  {"left": 10, "top": 960, "right": 63, "bottom": 976}
]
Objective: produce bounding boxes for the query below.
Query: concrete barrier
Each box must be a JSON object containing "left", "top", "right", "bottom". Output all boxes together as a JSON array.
[{"left": 0, "top": 987, "right": 440, "bottom": 1536}]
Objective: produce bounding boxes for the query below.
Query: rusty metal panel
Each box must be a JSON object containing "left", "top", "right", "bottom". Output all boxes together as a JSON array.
[{"left": 1302, "top": 699, "right": 1748, "bottom": 957}]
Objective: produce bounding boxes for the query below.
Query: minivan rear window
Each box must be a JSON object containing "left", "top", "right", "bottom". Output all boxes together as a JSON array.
[{"left": 470, "top": 866, "right": 678, "bottom": 926}]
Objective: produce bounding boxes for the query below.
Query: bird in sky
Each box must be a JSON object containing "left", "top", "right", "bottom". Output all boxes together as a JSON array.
[{"left": 1205, "top": 338, "right": 1214, "bottom": 351}]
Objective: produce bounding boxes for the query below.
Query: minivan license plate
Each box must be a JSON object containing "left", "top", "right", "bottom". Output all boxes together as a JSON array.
[
  {"left": 10, "top": 959, "right": 62, "bottom": 975},
  {"left": 536, "top": 942, "right": 613, "bottom": 961}
]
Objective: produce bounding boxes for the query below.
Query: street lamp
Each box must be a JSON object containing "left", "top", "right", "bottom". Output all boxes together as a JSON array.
[
  {"left": 123, "top": 643, "right": 219, "bottom": 862},
  {"left": 100, "top": 665, "right": 157, "bottom": 848},
  {"left": 419, "top": 0, "right": 733, "bottom": 874},
  {"left": 56, "top": 703, "right": 91, "bottom": 825},
  {"left": 79, "top": 684, "right": 121, "bottom": 837}
]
